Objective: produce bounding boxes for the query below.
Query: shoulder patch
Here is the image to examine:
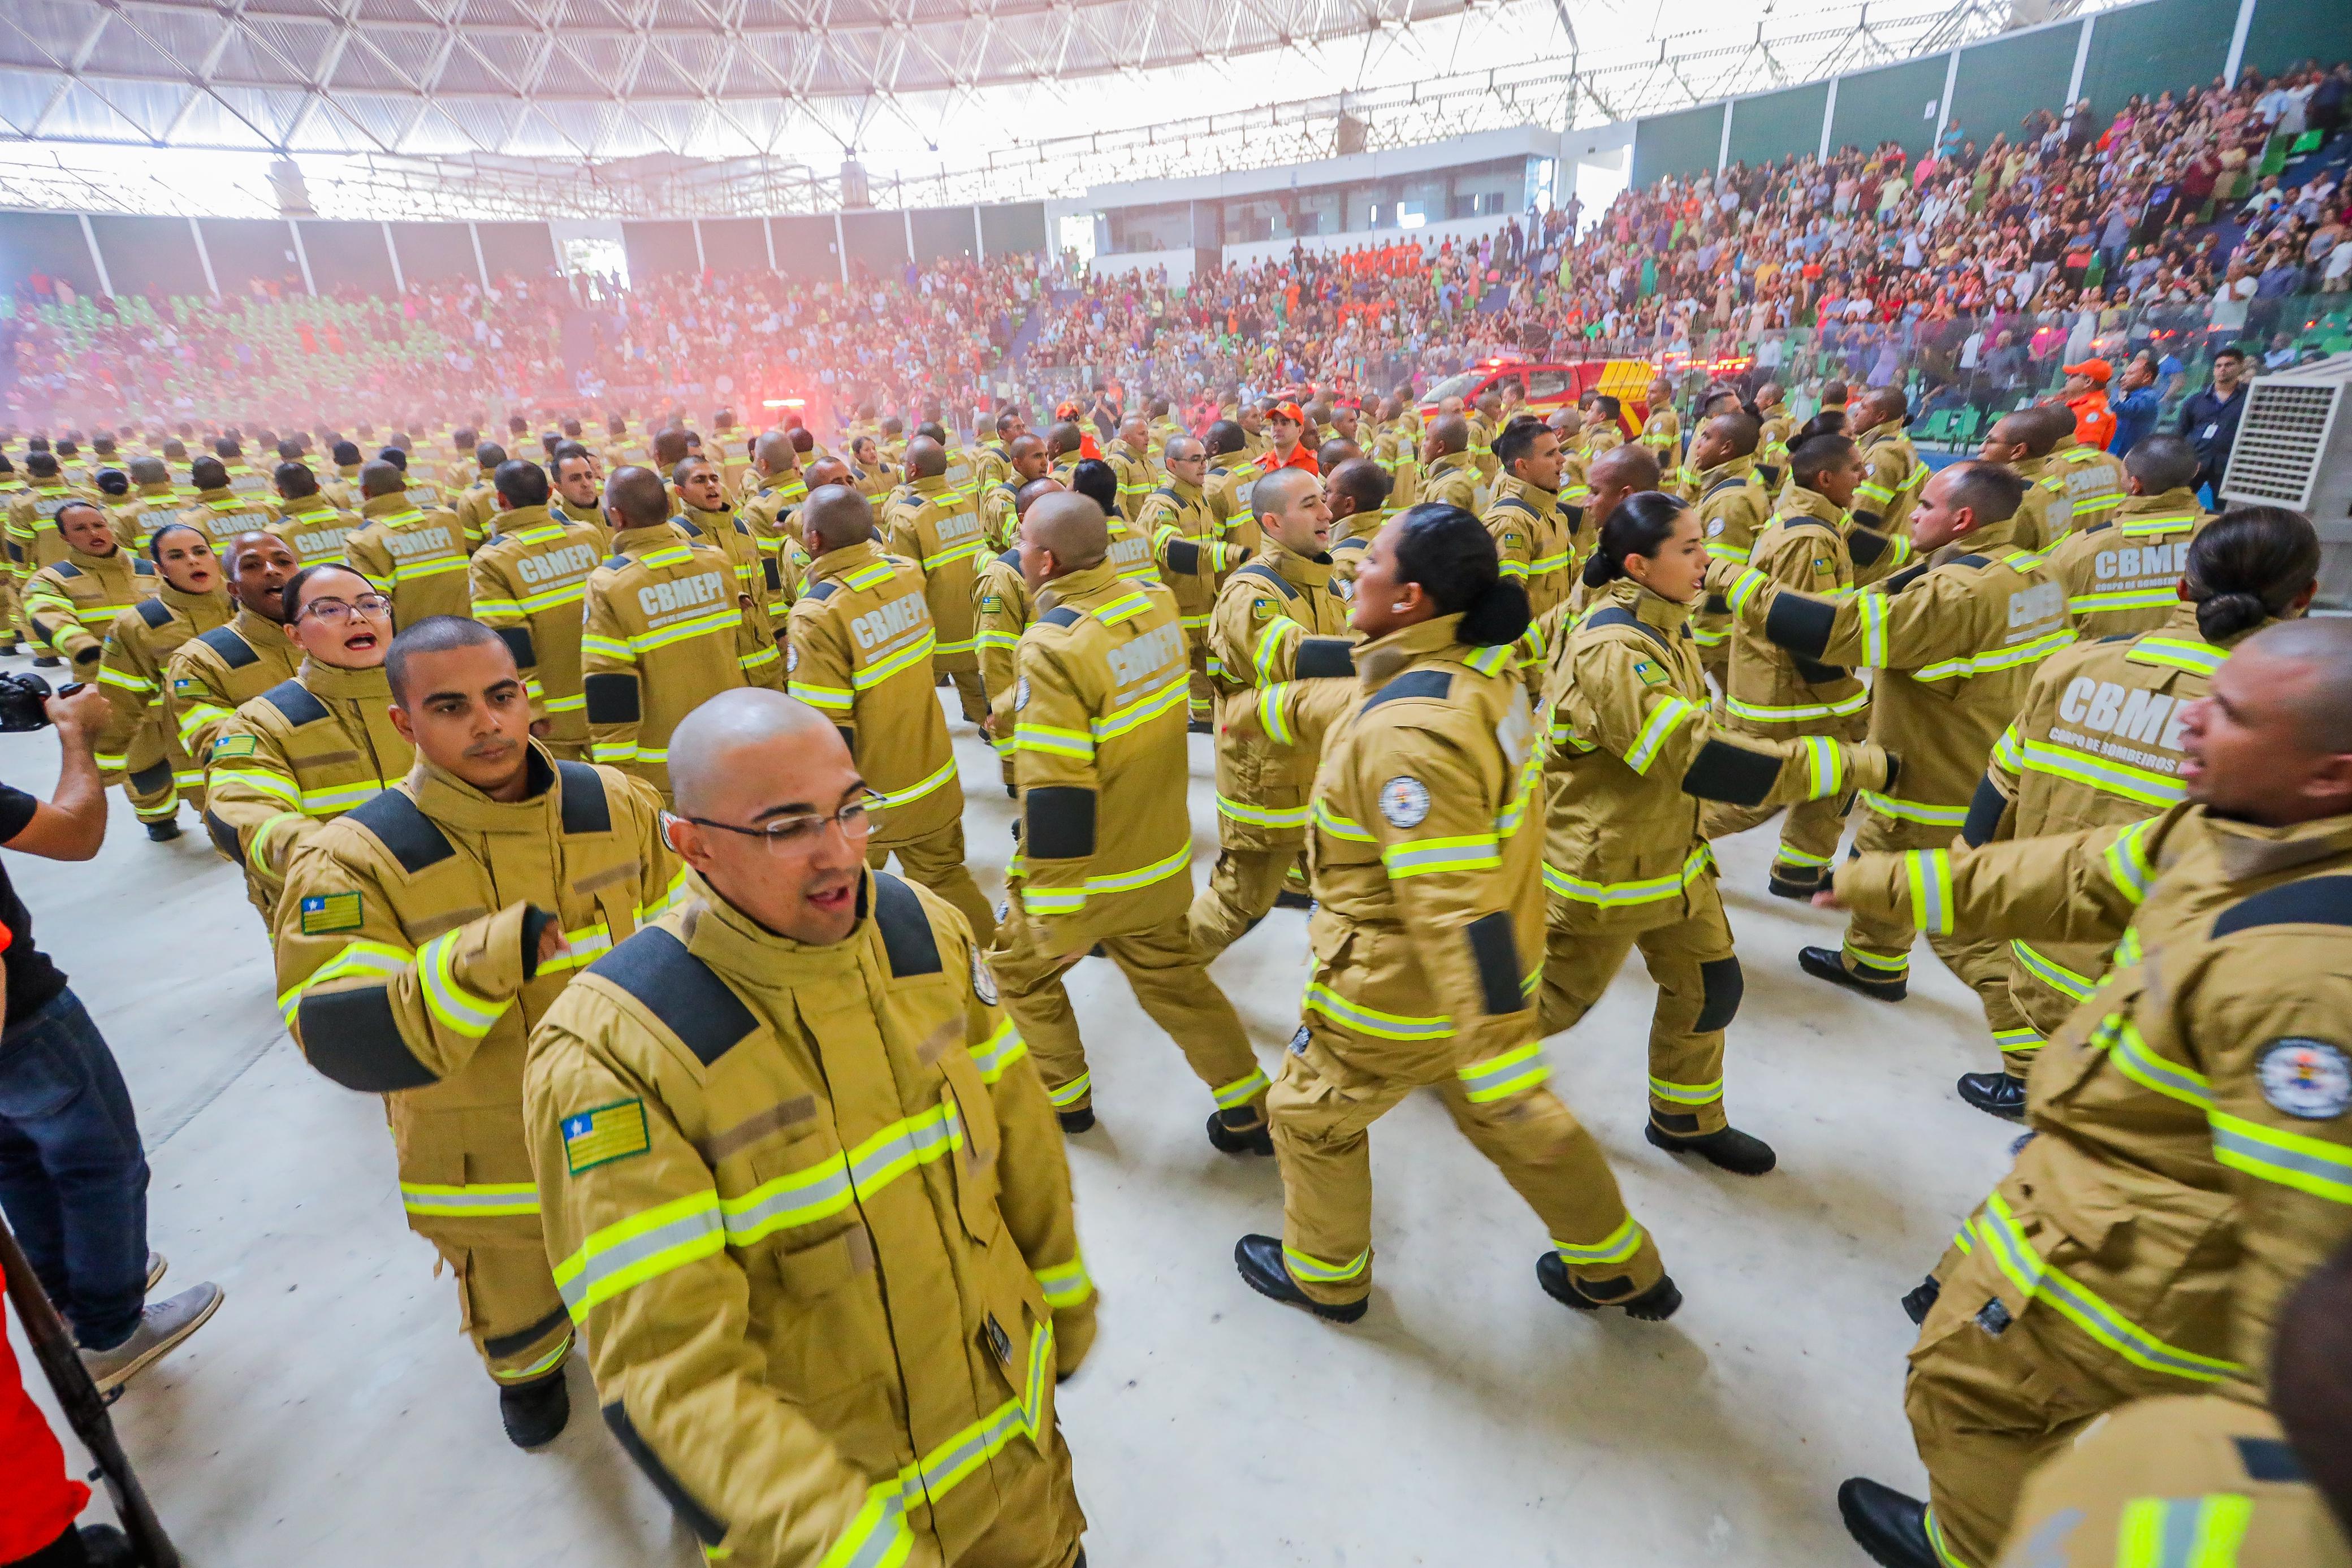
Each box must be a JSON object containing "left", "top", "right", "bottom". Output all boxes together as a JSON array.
[
  {"left": 561, "top": 1099, "right": 651, "bottom": 1173},
  {"left": 1363, "top": 668, "right": 1453, "bottom": 712},
  {"left": 1040, "top": 605, "right": 1083, "bottom": 629},
  {"left": 1633, "top": 659, "right": 1668, "bottom": 687},
  {"left": 1378, "top": 776, "right": 1431, "bottom": 828},
  {"left": 556, "top": 759, "right": 612, "bottom": 836},
  {"left": 871, "top": 872, "right": 944, "bottom": 977},
  {"left": 2255, "top": 1039, "right": 2352, "bottom": 1120},
  {"left": 297, "top": 890, "right": 364, "bottom": 934},
  {"left": 210, "top": 733, "right": 257, "bottom": 759},
  {"left": 261, "top": 678, "right": 331, "bottom": 727},
  {"left": 588, "top": 926, "right": 759, "bottom": 1067},
  {"left": 135, "top": 597, "right": 172, "bottom": 629},
  {"left": 347, "top": 789, "right": 456, "bottom": 874}
]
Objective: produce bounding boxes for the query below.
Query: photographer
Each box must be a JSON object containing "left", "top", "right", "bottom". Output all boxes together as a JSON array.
[{"left": 0, "top": 681, "right": 219, "bottom": 1396}]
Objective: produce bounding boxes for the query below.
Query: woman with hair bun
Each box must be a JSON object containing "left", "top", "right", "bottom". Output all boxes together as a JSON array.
[
  {"left": 1953, "top": 503, "right": 2321, "bottom": 1120},
  {"left": 1537, "top": 491, "right": 1897, "bottom": 1176},
  {"left": 1226, "top": 503, "right": 1681, "bottom": 1327}
]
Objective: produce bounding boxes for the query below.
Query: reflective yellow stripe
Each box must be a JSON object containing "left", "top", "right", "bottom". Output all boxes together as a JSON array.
[
  {"left": 1722, "top": 687, "right": 1870, "bottom": 724},
  {"left": 2113, "top": 1494, "right": 2252, "bottom": 1568},
  {"left": 2015, "top": 738, "right": 2184, "bottom": 808},
  {"left": 2104, "top": 818, "right": 2157, "bottom": 904},
  {"left": 419, "top": 928, "right": 514, "bottom": 1039},
  {"left": 2087, "top": 1012, "right": 2210, "bottom": 1110},
  {"left": 1552, "top": 1215, "right": 1645, "bottom": 1266},
  {"left": 1858, "top": 790, "right": 1969, "bottom": 826},
  {"left": 1381, "top": 833, "right": 1501, "bottom": 879},
  {"left": 1302, "top": 983, "right": 1450, "bottom": 1040},
  {"left": 855, "top": 629, "right": 937, "bottom": 688},
  {"left": 1542, "top": 843, "right": 1713, "bottom": 908},
  {"left": 1624, "top": 695, "right": 1698, "bottom": 774},
  {"left": 1092, "top": 674, "right": 1185, "bottom": 740},
  {"left": 400, "top": 1181, "right": 539, "bottom": 1217},
  {"left": 1913, "top": 629, "right": 2074, "bottom": 682},
  {"left": 553, "top": 1189, "right": 726, "bottom": 1322},
  {"left": 2210, "top": 1110, "right": 2352, "bottom": 1204},
  {"left": 2011, "top": 939, "right": 2098, "bottom": 1002},
  {"left": 1034, "top": 1255, "right": 1093, "bottom": 1308},
  {"left": 1257, "top": 683, "right": 1297, "bottom": 747},
  {"left": 872, "top": 757, "right": 958, "bottom": 810},
  {"left": 1457, "top": 1042, "right": 1548, "bottom": 1103},
  {"left": 1215, "top": 793, "right": 1311, "bottom": 829},
  {"left": 1904, "top": 850, "right": 1953, "bottom": 935},
  {"left": 1283, "top": 1244, "right": 1369, "bottom": 1283}
]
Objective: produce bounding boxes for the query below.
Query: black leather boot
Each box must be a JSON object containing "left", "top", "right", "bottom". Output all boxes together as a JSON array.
[
  {"left": 1534, "top": 1253, "right": 1682, "bottom": 1320},
  {"left": 1645, "top": 1120, "right": 1777, "bottom": 1175},
  {"left": 1956, "top": 1071, "right": 2027, "bottom": 1121},
  {"left": 1205, "top": 1108, "right": 1273, "bottom": 1155},
  {"left": 499, "top": 1370, "right": 570, "bottom": 1448},
  {"left": 1798, "top": 945, "right": 1906, "bottom": 1001},
  {"left": 1233, "top": 1235, "right": 1367, "bottom": 1322},
  {"left": 1836, "top": 1478, "right": 1938, "bottom": 1568}
]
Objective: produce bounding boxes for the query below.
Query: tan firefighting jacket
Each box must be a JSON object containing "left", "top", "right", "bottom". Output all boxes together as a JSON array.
[
  {"left": 974, "top": 547, "right": 1032, "bottom": 774},
  {"left": 740, "top": 473, "right": 811, "bottom": 617},
  {"left": 163, "top": 608, "right": 300, "bottom": 766},
  {"left": 1481, "top": 474, "right": 1581, "bottom": 622},
  {"left": 1468, "top": 411, "right": 1501, "bottom": 484},
  {"left": 451, "top": 475, "right": 499, "bottom": 544},
  {"left": 884, "top": 476, "right": 987, "bottom": 677},
  {"left": 1106, "top": 438, "right": 1155, "bottom": 521},
  {"left": 1852, "top": 420, "right": 1926, "bottom": 536},
  {"left": 524, "top": 868, "right": 1092, "bottom": 1568},
  {"left": 2044, "top": 487, "right": 2207, "bottom": 638},
  {"left": 109, "top": 484, "right": 185, "bottom": 552},
  {"left": 1835, "top": 803, "right": 2352, "bottom": 1406},
  {"left": 582, "top": 523, "right": 766, "bottom": 801},
  {"left": 343, "top": 493, "right": 470, "bottom": 626},
  {"left": 469, "top": 505, "right": 607, "bottom": 752},
  {"left": 1638, "top": 407, "right": 1681, "bottom": 472},
  {"left": 2055, "top": 441, "right": 2130, "bottom": 535},
  {"left": 1688, "top": 458, "right": 1772, "bottom": 660},
  {"left": 1755, "top": 404, "right": 1794, "bottom": 490},
  {"left": 1204, "top": 461, "right": 1261, "bottom": 558},
  {"left": 1134, "top": 479, "right": 1248, "bottom": 642},
  {"left": 275, "top": 747, "right": 680, "bottom": 1303},
  {"left": 1006, "top": 564, "right": 1193, "bottom": 953},
  {"left": 274, "top": 492, "right": 364, "bottom": 571},
  {"left": 1970, "top": 602, "right": 2264, "bottom": 1034},
  {"left": 677, "top": 500, "right": 784, "bottom": 685},
  {"left": 2013, "top": 455, "right": 2075, "bottom": 553},
  {"left": 1544, "top": 580, "right": 1891, "bottom": 928},
  {"left": 24, "top": 545, "right": 155, "bottom": 678},
  {"left": 786, "top": 541, "right": 962, "bottom": 850},
  {"left": 1718, "top": 487, "right": 1910, "bottom": 731},
  {"left": 977, "top": 479, "right": 1024, "bottom": 555},
  {"left": 7, "top": 483, "right": 92, "bottom": 582},
  {"left": 98, "top": 582, "right": 229, "bottom": 805},
  {"left": 1717, "top": 514, "right": 2072, "bottom": 830},
  {"left": 1422, "top": 452, "right": 1478, "bottom": 513},
  {"left": 321, "top": 465, "right": 364, "bottom": 512},
  {"left": 174, "top": 488, "right": 279, "bottom": 545},
  {"left": 203, "top": 661, "right": 413, "bottom": 916},
  {"left": 1207, "top": 544, "right": 1357, "bottom": 852}
]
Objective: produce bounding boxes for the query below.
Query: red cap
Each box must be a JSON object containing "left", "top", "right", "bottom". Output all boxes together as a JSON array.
[
  {"left": 1270, "top": 401, "right": 1306, "bottom": 425},
  {"left": 2063, "top": 358, "right": 2111, "bottom": 385}
]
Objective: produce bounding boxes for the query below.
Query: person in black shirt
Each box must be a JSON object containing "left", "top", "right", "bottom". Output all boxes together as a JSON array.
[
  {"left": 0, "top": 681, "right": 220, "bottom": 1394},
  {"left": 2178, "top": 346, "right": 2250, "bottom": 504}
]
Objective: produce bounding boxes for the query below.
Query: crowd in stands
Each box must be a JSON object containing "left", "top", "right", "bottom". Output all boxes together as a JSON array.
[{"left": 4, "top": 62, "right": 2349, "bottom": 441}]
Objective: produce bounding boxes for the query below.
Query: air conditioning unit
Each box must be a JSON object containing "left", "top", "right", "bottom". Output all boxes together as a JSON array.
[{"left": 2219, "top": 352, "right": 2352, "bottom": 607}]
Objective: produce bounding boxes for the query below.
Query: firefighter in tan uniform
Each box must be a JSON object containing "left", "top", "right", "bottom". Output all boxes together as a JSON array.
[
  {"left": 1200, "top": 422, "right": 1262, "bottom": 560},
  {"left": 2043, "top": 434, "right": 2210, "bottom": 638},
  {"left": 1753, "top": 383, "right": 1795, "bottom": 490},
  {"left": 1827, "top": 616, "right": 2352, "bottom": 1568},
  {"left": 343, "top": 461, "right": 473, "bottom": 625},
  {"left": 449, "top": 443, "right": 503, "bottom": 543},
  {"left": 1135, "top": 435, "right": 1251, "bottom": 730},
  {"left": 109, "top": 457, "right": 188, "bottom": 552},
  {"left": 547, "top": 444, "right": 612, "bottom": 547},
  {"left": 469, "top": 461, "right": 607, "bottom": 762},
  {"left": 6, "top": 452, "right": 90, "bottom": 653},
  {"left": 2052, "top": 423, "right": 2129, "bottom": 535},
  {"left": 883, "top": 439, "right": 989, "bottom": 725},
  {"left": 1982, "top": 408, "right": 2076, "bottom": 552},
  {"left": 1420, "top": 415, "right": 1479, "bottom": 513},
  {"left": 1324, "top": 457, "right": 1391, "bottom": 587},
  {"left": 524, "top": 691, "right": 1092, "bottom": 1568},
  {"left": 1994, "top": 1240, "right": 2352, "bottom": 1568},
  {"left": 1638, "top": 379, "right": 1681, "bottom": 474},
  {"left": 974, "top": 478, "right": 1058, "bottom": 790},
  {"left": 204, "top": 564, "right": 413, "bottom": 921},
  {"left": 277, "top": 618, "right": 682, "bottom": 1448},
  {"left": 582, "top": 468, "right": 775, "bottom": 803},
  {"left": 165, "top": 530, "right": 302, "bottom": 771},
  {"left": 1541, "top": 494, "right": 1896, "bottom": 1176},
  {"left": 1104, "top": 414, "right": 1156, "bottom": 521},
  {"left": 987, "top": 493, "right": 1270, "bottom": 1150},
  {"left": 23, "top": 503, "right": 158, "bottom": 704},
  {"left": 786, "top": 486, "right": 994, "bottom": 938},
  {"left": 1684, "top": 413, "right": 1771, "bottom": 686},
  {"left": 971, "top": 409, "right": 1024, "bottom": 496},
  {"left": 319, "top": 441, "right": 365, "bottom": 510},
  {"left": 1850, "top": 389, "right": 1928, "bottom": 539},
  {"left": 271, "top": 463, "right": 362, "bottom": 571},
  {"left": 1711, "top": 463, "right": 2072, "bottom": 1011},
  {"left": 673, "top": 456, "right": 785, "bottom": 688},
  {"left": 1481, "top": 417, "right": 1581, "bottom": 623},
  {"left": 1958, "top": 508, "right": 2320, "bottom": 1116},
  {"left": 1700, "top": 434, "right": 1912, "bottom": 897},
  {"left": 1222, "top": 503, "right": 1679, "bottom": 1324},
  {"left": 980, "top": 436, "right": 1049, "bottom": 554},
  {"left": 1467, "top": 392, "right": 1503, "bottom": 485},
  {"left": 97, "top": 523, "right": 228, "bottom": 841},
  {"left": 737, "top": 432, "right": 811, "bottom": 607},
  {"left": 175, "top": 456, "right": 279, "bottom": 545},
  {"left": 1188, "top": 469, "right": 1355, "bottom": 959}
]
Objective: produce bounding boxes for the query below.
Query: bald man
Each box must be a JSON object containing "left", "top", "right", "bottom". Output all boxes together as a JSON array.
[
  {"left": 989, "top": 493, "right": 1272, "bottom": 1150},
  {"left": 738, "top": 428, "right": 812, "bottom": 613},
  {"left": 1133, "top": 434, "right": 1250, "bottom": 729},
  {"left": 1850, "top": 388, "right": 1927, "bottom": 539},
  {"left": 980, "top": 434, "right": 1050, "bottom": 553},
  {"left": 528, "top": 688, "right": 1095, "bottom": 1568},
  {"left": 883, "top": 436, "right": 989, "bottom": 724},
  {"left": 974, "top": 475, "right": 1063, "bottom": 790},
  {"left": 1322, "top": 456, "right": 1392, "bottom": 584},
  {"left": 1421, "top": 413, "right": 1480, "bottom": 512},
  {"left": 1980, "top": 405, "right": 2074, "bottom": 552},
  {"left": 1105, "top": 413, "right": 1157, "bottom": 521}
]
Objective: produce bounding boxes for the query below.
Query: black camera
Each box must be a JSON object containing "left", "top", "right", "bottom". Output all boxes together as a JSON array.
[{"left": 0, "top": 672, "right": 83, "bottom": 734}]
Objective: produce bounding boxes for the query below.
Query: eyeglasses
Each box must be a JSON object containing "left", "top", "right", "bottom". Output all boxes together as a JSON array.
[
  {"left": 299, "top": 594, "right": 393, "bottom": 625},
  {"left": 675, "top": 796, "right": 880, "bottom": 854}
]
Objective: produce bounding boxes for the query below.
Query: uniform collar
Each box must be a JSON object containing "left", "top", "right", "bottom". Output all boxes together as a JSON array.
[
  {"left": 810, "top": 539, "right": 882, "bottom": 581},
  {"left": 409, "top": 742, "right": 560, "bottom": 835},
  {"left": 137, "top": 483, "right": 175, "bottom": 500},
  {"left": 161, "top": 582, "right": 230, "bottom": 623},
  {"left": 1036, "top": 561, "right": 1122, "bottom": 611},
  {"left": 910, "top": 474, "right": 954, "bottom": 499},
  {"left": 680, "top": 501, "right": 732, "bottom": 530},
  {"left": 1696, "top": 456, "right": 1756, "bottom": 490},
  {"left": 280, "top": 493, "right": 332, "bottom": 517},
  {"left": 2014, "top": 454, "right": 2053, "bottom": 482},
  {"left": 1777, "top": 487, "right": 1847, "bottom": 527},
  {"left": 338, "top": 465, "right": 360, "bottom": 480},
  {"left": 1858, "top": 419, "right": 1903, "bottom": 444},
  {"left": 2115, "top": 487, "right": 2201, "bottom": 519},
  {"left": 297, "top": 658, "right": 392, "bottom": 700},
  {"left": 2203, "top": 809, "right": 2352, "bottom": 884},
  {"left": 1606, "top": 575, "right": 1694, "bottom": 633},
  {"left": 1164, "top": 476, "right": 1203, "bottom": 503},
  {"left": 1263, "top": 541, "right": 1334, "bottom": 587},
  {"left": 1353, "top": 613, "right": 1467, "bottom": 690},
  {"left": 615, "top": 523, "right": 681, "bottom": 554},
  {"left": 680, "top": 867, "right": 875, "bottom": 986},
  {"left": 197, "top": 487, "right": 239, "bottom": 505},
  {"left": 66, "top": 543, "right": 127, "bottom": 571},
  {"left": 361, "top": 493, "right": 414, "bottom": 517},
  {"left": 495, "top": 504, "right": 555, "bottom": 534},
  {"left": 1429, "top": 451, "right": 1472, "bottom": 475},
  {"left": 1493, "top": 473, "right": 1560, "bottom": 509},
  {"left": 235, "top": 607, "right": 293, "bottom": 651}
]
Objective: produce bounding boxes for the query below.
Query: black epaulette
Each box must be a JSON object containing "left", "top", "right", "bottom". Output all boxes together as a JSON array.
[
  {"left": 870, "top": 873, "right": 943, "bottom": 977},
  {"left": 555, "top": 760, "right": 611, "bottom": 836},
  {"left": 587, "top": 927, "right": 759, "bottom": 1067},
  {"left": 995, "top": 546, "right": 1020, "bottom": 570},
  {"left": 1040, "top": 605, "right": 1083, "bottom": 629},
  {"left": 1701, "top": 475, "right": 1745, "bottom": 500},
  {"left": 1153, "top": 486, "right": 1179, "bottom": 503},
  {"left": 135, "top": 597, "right": 172, "bottom": 629},
  {"left": 1951, "top": 553, "right": 1991, "bottom": 570},
  {"left": 260, "top": 678, "right": 330, "bottom": 727},
  {"left": 1234, "top": 563, "right": 1298, "bottom": 600},
  {"left": 133, "top": 559, "right": 155, "bottom": 576},
  {"left": 2212, "top": 876, "right": 2352, "bottom": 939},
  {"left": 1883, "top": 562, "right": 1932, "bottom": 594},
  {"left": 673, "top": 516, "right": 702, "bottom": 538},
  {"left": 51, "top": 562, "right": 81, "bottom": 579},
  {"left": 1583, "top": 603, "right": 1671, "bottom": 651},
  {"left": 603, "top": 553, "right": 630, "bottom": 570},
  {"left": 806, "top": 579, "right": 839, "bottom": 603},
  {"left": 347, "top": 788, "right": 456, "bottom": 874},
  {"left": 1362, "top": 668, "right": 1452, "bottom": 711},
  {"left": 195, "top": 625, "right": 257, "bottom": 666}
]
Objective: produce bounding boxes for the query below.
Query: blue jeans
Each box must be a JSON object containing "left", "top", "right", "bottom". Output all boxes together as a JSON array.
[{"left": 0, "top": 989, "right": 149, "bottom": 1350}]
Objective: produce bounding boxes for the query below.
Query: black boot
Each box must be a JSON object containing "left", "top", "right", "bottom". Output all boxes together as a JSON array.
[
  {"left": 499, "top": 1370, "right": 570, "bottom": 1448},
  {"left": 1233, "top": 1235, "right": 1366, "bottom": 1322},
  {"left": 1534, "top": 1253, "right": 1682, "bottom": 1320},
  {"left": 1187, "top": 719, "right": 1213, "bottom": 735},
  {"left": 144, "top": 818, "right": 181, "bottom": 842},
  {"left": 32, "top": 655, "right": 60, "bottom": 668},
  {"left": 1766, "top": 868, "right": 1826, "bottom": 900},
  {"left": 1837, "top": 1478, "right": 1938, "bottom": 1568},
  {"left": 1798, "top": 945, "right": 1906, "bottom": 1001},
  {"left": 1645, "top": 1120, "right": 1777, "bottom": 1175},
  {"left": 1273, "top": 889, "right": 1315, "bottom": 910},
  {"left": 1205, "top": 1107, "right": 1273, "bottom": 1155},
  {"left": 1957, "top": 1071, "right": 2026, "bottom": 1122},
  {"left": 1056, "top": 1106, "right": 1096, "bottom": 1135},
  {"left": 1901, "top": 1275, "right": 1940, "bottom": 1326}
]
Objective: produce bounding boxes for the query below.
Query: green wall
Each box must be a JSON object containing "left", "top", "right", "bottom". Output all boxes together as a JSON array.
[
  {"left": 1828, "top": 55, "right": 1951, "bottom": 158},
  {"left": 1727, "top": 82, "right": 1831, "bottom": 167},
  {"left": 1632, "top": 103, "right": 1725, "bottom": 186},
  {"left": 1944, "top": 22, "right": 2083, "bottom": 150},
  {"left": 2080, "top": 0, "right": 2236, "bottom": 117},
  {"left": 2241, "top": 0, "right": 2352, "bottom": 79}
]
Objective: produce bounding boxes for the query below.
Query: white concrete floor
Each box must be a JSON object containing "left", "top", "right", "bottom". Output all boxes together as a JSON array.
[{"left": 5, "top": 695, "right": 2021, "bottom": 1567}]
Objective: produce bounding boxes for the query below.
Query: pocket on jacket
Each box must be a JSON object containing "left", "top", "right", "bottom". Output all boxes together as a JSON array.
[
  {"left": 765, "top": 1225, "right": 890, "bottom": 1405},
  {"left": 938, "top": 1050, "right": 1004, "bottom": 1246}
]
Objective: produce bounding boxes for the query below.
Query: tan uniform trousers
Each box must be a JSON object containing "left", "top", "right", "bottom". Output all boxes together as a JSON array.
[
  {"left": 0, "top": 574, "right": 21, "bottom": 649},
  {"left": 1270, "top": 1019, "right": 1663, "bottom": 1309},
  {"left": 1187, "top": 846, "right": 1309, "bottom": 962},
  {"left": 1699, "top": 713, "right": 1866, "bottom": 885},
  {"left": 867, "top": 820, "right": 995, "bottom": 940},
  {"left": 1538, "top": 875, "right": 1737, "bottom": 1134},
  {"left": 121, "top": 725, "right": 193, "bottom": 825},
  {"left": 1841, "top": 809, "right": 2011, "bottom": 1033},
  {"left": 945, "top": 668, "right": 987, "bottom": 726},
  {"left": 422, "top": 1225, "right": 574, "bottom": 1385},
  {"left": 989, "top": 882, "right": 1266, "bottom": 1120},
  {"left": 1905, "top": 1236, "right": 2169, "bottom": 1568}
]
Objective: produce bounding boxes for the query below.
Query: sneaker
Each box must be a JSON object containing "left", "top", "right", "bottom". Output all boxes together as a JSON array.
[
  {"left": 499, "top": 1370, "right": 570, "bottom": 1448},
  {"left": 79, "top": 1283, "right": 223, "bottom": 1393},
  {"left": 146, "top": 1251, "right": 166, "bottom": 1291}
]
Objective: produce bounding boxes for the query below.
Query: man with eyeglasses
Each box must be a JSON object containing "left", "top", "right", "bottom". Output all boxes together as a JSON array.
[
  {"left": 786, "top": 485, "right": 995, "bottom": 939},
  {"left": 202, "top": 562, "right": 412, "bottom": 921},
  {"left": 1133, "top": 435, "right": 1250, "bottom": 733},
  {"left": 275, "top": 616, "right": 680, "bottom": 1449},
  {"left": 525, "top": 687, "right": 1094, "bottom": 1568}
]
